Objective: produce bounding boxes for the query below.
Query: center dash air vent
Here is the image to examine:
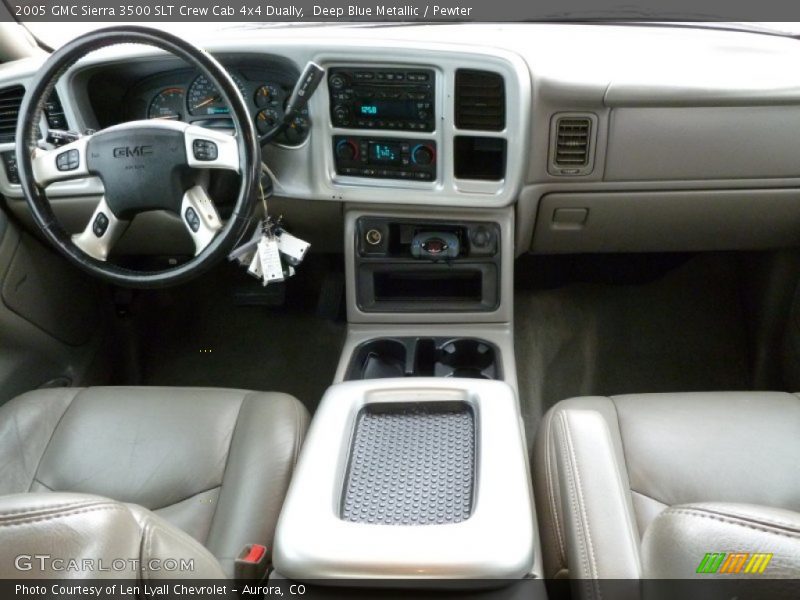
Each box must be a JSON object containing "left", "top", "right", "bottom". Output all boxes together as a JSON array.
[
  {"left": 549, "top": 114, "right": 596, "bottom": 176},
  {"left": 0, "top": 85, "right": 25, "bottom": 143},
  {"left": 455, "top": 69, "right": 505, "bottom": 131}
]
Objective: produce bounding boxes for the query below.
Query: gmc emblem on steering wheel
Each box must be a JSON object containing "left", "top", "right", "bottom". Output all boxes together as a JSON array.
[{"left": 112, "top": 145, "right": 154, "bottom": 158}]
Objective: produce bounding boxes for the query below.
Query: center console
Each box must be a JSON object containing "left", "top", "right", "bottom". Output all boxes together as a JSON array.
[
  {"left": 272, "top": 378, "right": 535, "bottom": 580},
  {"left": 269, "top": 58, "right": 539, "bottom": 586}
]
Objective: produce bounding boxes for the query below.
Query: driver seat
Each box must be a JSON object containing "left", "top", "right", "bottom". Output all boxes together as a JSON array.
[{"left": 0, "top": 386, "right": 309, "bottom": 578}]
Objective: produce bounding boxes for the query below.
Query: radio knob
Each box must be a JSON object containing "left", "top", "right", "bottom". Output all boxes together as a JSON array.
[
  {"left": 412, "top": 144, "right": 434, "bottom": 166},
  {"left": 333, "top": 104, "right": 351, "bottom": 126},
  {"left": 336, "top": 139, "right": 358, "bottom": 161},
  {"left": 329, "top": 74, "right": 347, "bottom": 90}
]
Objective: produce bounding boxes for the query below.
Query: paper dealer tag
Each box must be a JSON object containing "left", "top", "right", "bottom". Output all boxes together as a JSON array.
[
  {"left": 278, "top": 231, "right": 310, "bottom": 261},
  {"left": 247, "top": 250, "right": 262, "bottom": 279},
  {"left": 258, "top": 237, "right": 284, "bottom": 283}
]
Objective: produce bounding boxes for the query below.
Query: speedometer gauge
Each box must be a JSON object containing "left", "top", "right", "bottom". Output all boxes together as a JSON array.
[
  {"left": 148, "top": 88, "right": 184, "bottom": 121},
  {"left": 187, "top": 73, "right": 246, "bottom": 116}
]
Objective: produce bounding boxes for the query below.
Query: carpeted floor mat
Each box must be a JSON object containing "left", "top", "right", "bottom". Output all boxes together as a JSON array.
[
  {"left": 515, "top": 253, "right": 752, "bottom": 452},
  {"left": 133, "top": 257, "right": 346, "bottom": 414}
]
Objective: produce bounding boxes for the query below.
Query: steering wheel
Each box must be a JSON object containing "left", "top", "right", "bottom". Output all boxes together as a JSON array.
[{"left": 15, "top": 26, "right": 260, "bottom": 288}]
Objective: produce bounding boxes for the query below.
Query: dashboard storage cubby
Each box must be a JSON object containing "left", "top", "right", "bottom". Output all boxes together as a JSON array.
[
  {"left": 345, "top": 337, "right": 502, "bottom": 381},
  {"left": 354, "top": 217, "right": 501, "bottom": 313},
  {"left": 454, "top": 136, "right": 506, "bottom": 181}
]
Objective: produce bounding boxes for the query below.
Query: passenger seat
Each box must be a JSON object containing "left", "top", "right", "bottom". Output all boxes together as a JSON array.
[{"left": 533, "top": 392, "right": 800, "bottom": 586}]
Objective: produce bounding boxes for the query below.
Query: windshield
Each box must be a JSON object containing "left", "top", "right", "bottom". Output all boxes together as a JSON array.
[
  {"left": 24, "top": 22, "right": 253, "bottom": 48},
  {"left": 20, "top": 21, "right": 800, "bottom": 49}
]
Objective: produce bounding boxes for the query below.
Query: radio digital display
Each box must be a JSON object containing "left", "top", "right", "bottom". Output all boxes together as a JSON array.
[
  {"left": 356, "top": 100, "right": 416, "bottom": 120},
  {"left": 369, "top": 142, "right": 401, "bottom": 164}
]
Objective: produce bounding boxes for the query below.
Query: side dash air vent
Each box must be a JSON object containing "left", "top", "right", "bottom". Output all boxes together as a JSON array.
[
  {"left": 549, "top": 114, "right": 596, "bottom": 176},
  {"left": 0, "top": 85, "right": 25, "bottom": 143},
  {"left": 455, "top": 69, "right": 505, "bottom": 131}
]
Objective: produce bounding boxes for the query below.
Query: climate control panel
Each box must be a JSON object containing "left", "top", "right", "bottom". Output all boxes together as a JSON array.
[{"left": 333, "top": 136, "right": 436, "bottom": 181}]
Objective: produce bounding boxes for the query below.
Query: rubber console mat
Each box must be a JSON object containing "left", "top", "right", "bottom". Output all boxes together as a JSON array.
[{"left": 341, "top": 401, "right": 475, "bottom": 526}]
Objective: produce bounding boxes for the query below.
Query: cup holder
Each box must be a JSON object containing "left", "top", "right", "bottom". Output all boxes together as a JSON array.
[
  {"left": 434, "top": 339, "right": 498, "bottom": 380},
  {"left": 346, "top": 339, "right": 408, "bottom": 380},
  {"left": 346, "top": 337, "right": 501, "bottom": 381}
]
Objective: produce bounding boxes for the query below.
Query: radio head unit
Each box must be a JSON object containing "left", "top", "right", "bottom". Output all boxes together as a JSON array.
[{"left": 328, "top": 67, "right": 435, "bottom": 132}]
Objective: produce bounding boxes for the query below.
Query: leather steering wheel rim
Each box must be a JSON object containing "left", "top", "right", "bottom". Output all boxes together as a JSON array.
[{"left": 15, "top": 26, "right": 260, "bottom": 288}]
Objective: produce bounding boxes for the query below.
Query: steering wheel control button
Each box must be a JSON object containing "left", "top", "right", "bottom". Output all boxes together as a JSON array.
[
  {"left": 185, "top": 207, "right": 201, "bottom": 233},
  {"left": 92, "top": 212, "right": 109, "bottom": 237},
  {"left": 192, "top": 139, "right": 218, "bottom": 161},
  {"left": 1, "top": 153, "right": 19, "bottom": 184},
  {"left": 56, "top": 149, "right": 80, "bottom": 171}
]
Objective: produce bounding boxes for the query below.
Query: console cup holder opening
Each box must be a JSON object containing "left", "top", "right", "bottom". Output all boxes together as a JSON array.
[
  {"left": 435, "top": 339, "right": 498, "bottom": 380},
  {"left": 345, "top": 337, "right": 501, "bottom": 381},
  {"left": 347, "top": 339, "right": 407, "bottom": 380}
]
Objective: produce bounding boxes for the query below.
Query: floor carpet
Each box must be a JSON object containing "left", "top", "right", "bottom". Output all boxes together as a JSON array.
[
  {"left": 515, "top": 253, "right": 752, "bottom": 451},
  {"left": 132, "top": 256, "right": 346, "bottom": 414}
]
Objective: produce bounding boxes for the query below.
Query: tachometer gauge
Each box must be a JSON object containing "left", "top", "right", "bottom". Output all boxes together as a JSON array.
[
  {"left": 148, "top": 87, "right": 184, "bottom": 121},
  {"left": 187, "top": 73, "right": 246, "bottom": 116}
]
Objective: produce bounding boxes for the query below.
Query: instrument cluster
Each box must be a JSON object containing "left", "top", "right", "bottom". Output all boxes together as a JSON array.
[{"left": 132, "top": 67, "right": 310, "bottom": 146}]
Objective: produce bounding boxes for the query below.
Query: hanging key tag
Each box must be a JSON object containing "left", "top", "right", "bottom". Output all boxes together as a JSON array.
[
  {"left": 277, "top": 231, "right": 311, "bottom": 266},
  {"left": 247, "top": 248, "right": 263, "bottom": 280},
  {"left": 257, "top": 236, "right": 284, "bottom": 285}
]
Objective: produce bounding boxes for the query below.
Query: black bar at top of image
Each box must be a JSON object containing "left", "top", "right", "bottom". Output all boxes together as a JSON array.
[{"left": 3, "top": 0, "right": 800, "bottom": 22}]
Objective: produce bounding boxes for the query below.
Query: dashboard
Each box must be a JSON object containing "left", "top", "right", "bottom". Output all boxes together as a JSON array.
[
  {"left": 90, "top": 57, "right": 310, "bottom": 146},
  {"left": 52, "top": 42, "right": 529, "bottom": 210},
  {"left": 2, "top": 23, "right": 800, "bottom": 257}
]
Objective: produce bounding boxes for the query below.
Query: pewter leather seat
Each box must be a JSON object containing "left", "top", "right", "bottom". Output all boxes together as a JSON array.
[
  {"left": 534, "top": 392, "right": 800, "bottom": 587},
  {"left": 0, "top": 386, "right": 309, "bottom": 578},
  {"left": 0, "top": 493, "right": 229, "bottom": 579}
]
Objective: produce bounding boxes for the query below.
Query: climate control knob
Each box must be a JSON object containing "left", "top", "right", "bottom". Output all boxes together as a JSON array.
[
  {"left": 335, "top": 139, "right": 358, "bottom": 161},
  {"left": 412, "top": 144, "right": 434, "bottom": 166}
]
